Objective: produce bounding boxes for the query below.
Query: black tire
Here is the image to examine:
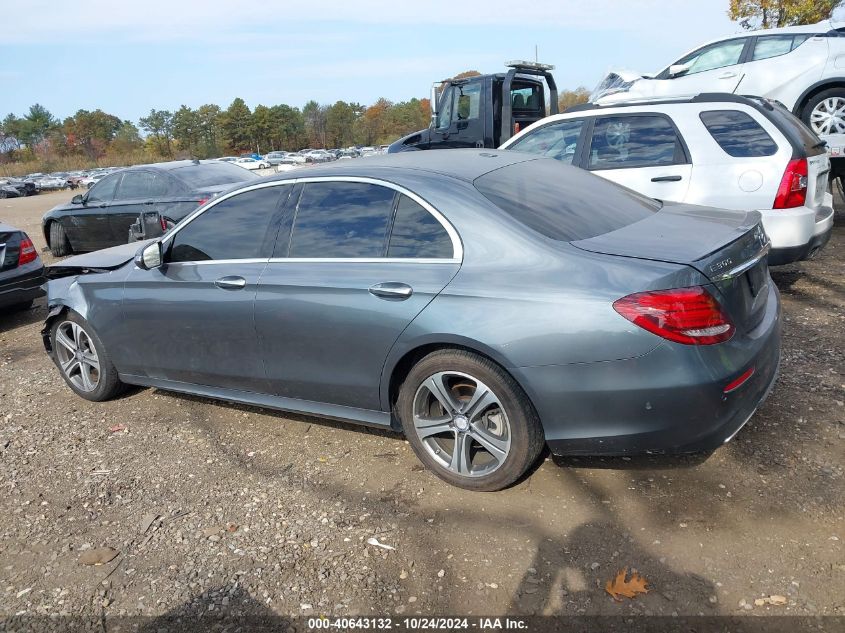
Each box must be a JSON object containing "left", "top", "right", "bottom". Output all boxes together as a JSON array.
[
  {"left": 48, "top": 221, "right": 71, "bottom": 257},
  {"left": 0, "top": 190, "right": 6, "bottom": 199},
  {"left": 50, "top": 311, "right": 125, "bottom": 402},
  {"left": 397, "top": 349, "right": 545, "bottom": 491},
  {"left": 800, "top": 88, "right": 845, "bottom": 136}
]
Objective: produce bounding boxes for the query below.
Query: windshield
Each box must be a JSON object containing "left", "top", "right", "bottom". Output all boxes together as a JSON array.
[{"left": 172, "top": 162, "right": 259, "bottom": 188}]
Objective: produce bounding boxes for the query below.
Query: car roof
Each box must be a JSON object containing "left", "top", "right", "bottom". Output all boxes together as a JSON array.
[
  {"left": 266, "top": 149, "right": 540, "bottom": 183},
  {"left": 119, "top": 160, "right": 227, "bottom": 172},
  {"left": 567, "top": 92, "right": 772, "bottom": 112}
]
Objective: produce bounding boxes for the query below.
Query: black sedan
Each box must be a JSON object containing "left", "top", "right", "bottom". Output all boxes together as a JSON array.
[
  {"left": 0, "top": 222, "right": 44, "bottom": 311},
  {"left": 41, "top": 160, "right": 258, "bottom": 256}
]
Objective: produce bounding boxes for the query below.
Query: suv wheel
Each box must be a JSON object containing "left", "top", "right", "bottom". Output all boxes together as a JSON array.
[
  {"left": 397, "top": 349, "right": 544, "bottom": 491},
  {"left": 802, "top": 88, "right": 845, "bottom": 136}
]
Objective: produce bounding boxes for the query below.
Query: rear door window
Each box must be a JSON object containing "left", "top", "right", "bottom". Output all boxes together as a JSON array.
[
  {"left": 169, "top": 187, "right": 283, "bottom": 262},
  {"left": 474, "top": 158, "right": 659, "bottom": 242},
  {"left": 115, "top": 171, "right": 169, "bottom": 200},
  {"left": 288, "top": 182, "right": 395, "bottom": 258},
  {"left": 588, "top": 115, "right": 686, "bottom": 169},
  {"left": 387, "top": 195, "right": 453, "bottom": 259},
  {"left": 508, "top": 119, "right": 584, "bottom": 164},
  {"left": 700, "top": 110, "right": 778, "bottom": 157},
  {"left": 751, "top": 34, "right": 812, "bottom": 61}
]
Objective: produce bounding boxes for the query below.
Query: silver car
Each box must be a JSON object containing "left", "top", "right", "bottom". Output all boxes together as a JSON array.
[{"left": 42, "top": 150, "right": 780, "bottom": 491}]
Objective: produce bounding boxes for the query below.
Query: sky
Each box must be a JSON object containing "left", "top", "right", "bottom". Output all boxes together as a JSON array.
[{"left": 1, "top": 0, "right": 749, "bottom": 123}]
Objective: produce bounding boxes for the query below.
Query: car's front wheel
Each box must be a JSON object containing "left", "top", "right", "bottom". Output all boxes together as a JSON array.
[
  {"left": 51, "top": 312, "right": 125, "bottom": 402},
  {"left": 398, "top": 349, "right": 544, "bottom": 491},
  {"left": 802, "top": 88, "right": 845, "bottom": 136}
]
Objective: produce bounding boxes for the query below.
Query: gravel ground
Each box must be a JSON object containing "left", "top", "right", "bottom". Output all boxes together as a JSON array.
[{"left": 0, "top": 190, "right": 842, "bottom": 627}]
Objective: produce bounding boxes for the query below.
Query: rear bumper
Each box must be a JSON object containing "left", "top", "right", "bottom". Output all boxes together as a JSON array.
[
  {"left": 514, "top": 282, "right": 782, "bottom": 456},
  {"left": 0, "top": 262, "right": 45, "bottom": 308},
  {"left": 761, "top": 196, "right": 834, "bottom": 265}
]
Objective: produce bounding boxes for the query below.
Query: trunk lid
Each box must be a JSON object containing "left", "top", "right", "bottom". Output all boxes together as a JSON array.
[{"left": 572, "top": 202, "right": 771, "bottom": 333}]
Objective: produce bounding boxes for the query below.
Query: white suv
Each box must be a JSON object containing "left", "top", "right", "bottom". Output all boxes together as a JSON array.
[
  {"left": 500, "top": 94, "right": 834, "bottom": 265},
  {"left": 591, "top": 20, "right": 845, "bottom": 160}
]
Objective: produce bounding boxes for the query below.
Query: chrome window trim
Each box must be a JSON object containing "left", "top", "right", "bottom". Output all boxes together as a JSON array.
[
  {"left": 267, "top": 257, "right": 459, "bottom": 264},
  {"left": 160, "top": 175, "right": 463, "bottom": 264}
]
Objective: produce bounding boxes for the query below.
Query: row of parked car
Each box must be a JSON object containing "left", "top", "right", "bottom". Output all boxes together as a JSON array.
[{"left": 0, "top": 168, "right": 123, "bottom": 199}]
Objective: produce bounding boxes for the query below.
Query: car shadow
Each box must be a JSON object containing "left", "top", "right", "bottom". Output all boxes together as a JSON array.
[{"left": 0, "top": 296, "right": 46, "bottom": 332}]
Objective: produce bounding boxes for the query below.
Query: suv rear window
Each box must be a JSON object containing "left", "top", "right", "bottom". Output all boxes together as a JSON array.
[
  {"left": 473, "top": 158, "right": 660, "bottom": 242},
  {"left": 763, "top": 103, "right": 826, "bottom": 157},
  {"left": 171, "top": 162, "right": 259, "bottom": 188},
  {"left": 700, "top": 110, "right": 778, "bottom": 157}
]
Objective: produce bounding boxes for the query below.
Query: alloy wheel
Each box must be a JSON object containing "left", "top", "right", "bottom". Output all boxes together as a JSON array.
[
  {"left": 54, "top": 321, "right": 101, "bottom": 392},
  {"left": 810, "top": 97, "right": 845, "bottom": 136},
  {"left": 412, "top": 371, "right": 511, "bottom": 478}
]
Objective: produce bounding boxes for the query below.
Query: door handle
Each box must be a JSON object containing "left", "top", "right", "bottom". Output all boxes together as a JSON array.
[
  {"left": 651, "top": 175, "right": 683, "bottom": 182},
  {"left": 214, "top": 276, "right": 246, "bottom": 290},
  {"left": 718, "top": 71, "right": 737, "bottom": 79},
  {"left": 369, "top": 282, "right": 413, "bottom": 300}
]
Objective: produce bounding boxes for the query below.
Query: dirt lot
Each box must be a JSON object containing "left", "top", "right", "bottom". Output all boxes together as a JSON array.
[{"left": 0, "top": 190, "right": 843, "bottom": 627}]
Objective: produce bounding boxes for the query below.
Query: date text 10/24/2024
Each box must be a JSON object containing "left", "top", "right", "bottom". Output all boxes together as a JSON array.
[{"left": 307, "top": 617, "right": 528, "bottom": 630}]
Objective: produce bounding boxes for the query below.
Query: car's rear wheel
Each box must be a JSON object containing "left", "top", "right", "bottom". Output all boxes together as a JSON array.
[
  {"left": 51, "top": 312, "right": 124, "bottom": 402},
  {"left": 397, "top": 349, "right": 544, "bottom": 491},
  {"left": 802, "top": 88, "right": 845, "bottom": 136},
  {"left": 48, "top": 221, "right": 71, "bottom": 257}
]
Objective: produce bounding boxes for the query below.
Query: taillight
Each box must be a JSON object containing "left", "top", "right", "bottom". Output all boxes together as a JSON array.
[
  {"left": 773, "top": 158, "right": 808, "bottom": 209},
  {"left": 160, "top": 216, "right": 168, "bottom": 232},
  {"left": 18, "top": 235, "right": 37, "bottom": 265},
  {"left": 197, "top": 197, "right": 209, "bottom": 207},
  {"left": 613, "top": 286, "right": 735, "bottom": 345}
]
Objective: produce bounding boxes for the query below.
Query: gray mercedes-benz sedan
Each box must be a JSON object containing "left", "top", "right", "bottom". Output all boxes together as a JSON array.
[{"left": 41, "top": 150, "right": 780, "bottom": 491}]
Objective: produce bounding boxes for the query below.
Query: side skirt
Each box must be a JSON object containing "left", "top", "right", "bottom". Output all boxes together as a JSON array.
[{"left": 119, "top": 374, "right": 393, "bottom": 429}]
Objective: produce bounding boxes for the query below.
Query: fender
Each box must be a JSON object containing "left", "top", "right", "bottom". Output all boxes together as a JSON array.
[{"left": 792, "top": 77, "right": 845, "bottom": 114}]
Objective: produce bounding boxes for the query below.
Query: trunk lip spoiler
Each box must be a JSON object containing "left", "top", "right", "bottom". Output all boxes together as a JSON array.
[{"left": 707, "top": 240, "right": 771, "bottom": 283}]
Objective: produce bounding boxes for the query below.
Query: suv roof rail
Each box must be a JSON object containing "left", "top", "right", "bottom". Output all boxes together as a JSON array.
[{"left": 568, "top": 92, "right": 782, "bottom": 113}]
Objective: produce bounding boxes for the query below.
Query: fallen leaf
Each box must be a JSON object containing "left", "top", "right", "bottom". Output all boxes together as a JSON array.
[
  {"left": 226, "top": 523, "right": 239, "bottom": 532},
  {"left": 605, "top": 567, "right": 650, "bottom": 601},
  {"left": 79, "top": 547, "right": 119, "bottom": 566},
  {"left": 769, "top": 595, "right": 787, "bottom": 605},
  {"left": 108, "top": 424, "right": 126, "bottom": 433},
  {"left": 139, "top": 513, "right": 159, "bottom": 534}
]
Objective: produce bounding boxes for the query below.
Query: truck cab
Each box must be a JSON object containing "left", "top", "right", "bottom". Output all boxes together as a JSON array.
[{"left": 388, "top": 61, "right": 558, "bottom": 153}]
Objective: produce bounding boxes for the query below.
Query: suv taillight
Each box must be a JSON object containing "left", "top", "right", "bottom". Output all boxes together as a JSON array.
[
  {"left": 613, "top": 286, "right": 735, "bottom": 345},
  {"left": 18, "top": 235, "right": 37, "bottom": 265},
  {"left": 773, "top": 158, "right": 808, "bottom": 209}
]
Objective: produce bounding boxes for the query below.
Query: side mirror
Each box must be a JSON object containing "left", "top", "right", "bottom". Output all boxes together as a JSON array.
[
  {"left": 668, "top": 63, "right": 690, "bottom": 78},
  {"left": 135, "top": 241, "right": 163, "bottom": 270},
  {"left": 430, "top": 83, "right": 440, "bottom": 125},
  {"left": 71, "top": 194, "right": 83, "bottom": 204}
]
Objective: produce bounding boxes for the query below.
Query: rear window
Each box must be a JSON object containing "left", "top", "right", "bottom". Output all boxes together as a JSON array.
[
  {"left": 700, "top": 110, "right": 778, "bottom": 157},
  {"left": 763, "top": 103, "right": 826, "bottom": 157},
  {"left": 473, "top": 158, "right": 660, "bottom": 242},
  {"left": 171, "top": 162, "right": 259, "bottom": 188}
]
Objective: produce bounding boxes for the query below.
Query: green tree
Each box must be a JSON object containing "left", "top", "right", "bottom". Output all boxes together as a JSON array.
[
  {"left": 172, "top": 106, "right": 202, "bottom": 156},
  {"left": 64, "top": 109, "right": 122, "bottom": 159},
  {"left": 20, "top": 104, "right": 58, "bottom": 147},
  {"left": 268, "top": 104, "right": 306, "bottom": 150},
  {"left": 249, "top": 104, "right": 275, "bottom": 153},
  {"left": 729, "top": 0, "right": 842, "bottom": 28},
  {"left": 302, "top": 100, "right": 328, "bottom": 148},
  {"left": 196, "top": 104, "right": 223, "bottom": 158},
  {"left": 110, "top": 120, "right": 143, "bottom": 154},
  {"left": 139, "top": 109, "right": 175, "bottom": 157},
  {"left": 325, "top": 101, "right": 358, "bottom": 148},
  {"left": 220, "top": 98, "right": 252, "bottom": 152}
]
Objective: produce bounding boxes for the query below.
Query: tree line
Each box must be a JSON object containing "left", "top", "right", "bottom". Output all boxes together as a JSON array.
[{"left": 0, "top": 96, "right": 436, "bottom": 170}]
